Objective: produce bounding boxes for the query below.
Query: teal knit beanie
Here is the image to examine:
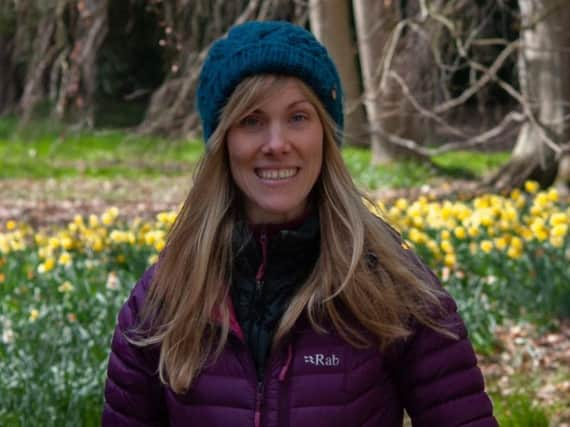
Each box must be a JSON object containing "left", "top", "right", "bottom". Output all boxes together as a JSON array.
[{"left": 196, "top": 21, "right": 344, "bottom": 144}]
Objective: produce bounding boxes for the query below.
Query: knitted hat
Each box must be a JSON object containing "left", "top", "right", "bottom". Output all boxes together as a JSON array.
[{"left": 196, "top": 20, "right": 344, "bottom": 144}]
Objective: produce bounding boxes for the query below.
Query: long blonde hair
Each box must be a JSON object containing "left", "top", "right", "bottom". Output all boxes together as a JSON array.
[{"left": 132, "top": 75, "right": 453, "bottom": 393}]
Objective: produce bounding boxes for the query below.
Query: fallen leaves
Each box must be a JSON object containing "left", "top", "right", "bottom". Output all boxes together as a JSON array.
[{"left": 479, "top": 321, "right": 570, "bottom": 424}]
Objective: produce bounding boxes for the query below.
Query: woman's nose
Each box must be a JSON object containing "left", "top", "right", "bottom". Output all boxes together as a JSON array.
[{"left": 262, "top": 123, "right": 290, "bottom": 154}]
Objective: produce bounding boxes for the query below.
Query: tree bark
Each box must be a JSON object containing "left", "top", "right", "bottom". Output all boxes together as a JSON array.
[
  {"left": 18, "top": 13, "right": 59, "bottom": 124},
  {"left": 55, "top": 0, "right": 109, "bottom": 128},
  {"left": 309, "top": 0, "right": 368, "bottom": 146},
  {"left": 0, "top": 34, "right": 18, "bottom": 115},
  {"left": 487, "top": 0, "right": 570, "bottom": 191},
  {"left": 353, "top": 0, "right": 432, "bottom": 164}
]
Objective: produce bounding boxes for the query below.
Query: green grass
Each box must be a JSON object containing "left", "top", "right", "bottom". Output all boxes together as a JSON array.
[
  {"left": 0, "top": 116, "right": 203, "bottom": 179},
  {"left": 433, "top": 150, "right": 510, "bottom": 178},
  {"left": 492, "top": 393, "right": 550, "bottom": 427},
  {"left": 342, "top": 146, "right": 510, "bottom": 189},
  {"left": 0, "top": 116, "right": 510, "bottom": 185}
]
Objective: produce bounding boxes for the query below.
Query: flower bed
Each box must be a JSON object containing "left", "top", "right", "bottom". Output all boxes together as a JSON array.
[{"left": 0, "top": 181, "right": 568, "bottom": 425}]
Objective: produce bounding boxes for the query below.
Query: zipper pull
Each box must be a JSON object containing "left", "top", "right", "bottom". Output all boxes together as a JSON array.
[{"left": 255, "top": 230, "right": 268, "bottom": 294}]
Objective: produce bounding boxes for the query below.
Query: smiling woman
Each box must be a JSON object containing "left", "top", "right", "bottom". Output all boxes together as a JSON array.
[{"left": 102, "top": 20, "right": 498, "bottom": 427}]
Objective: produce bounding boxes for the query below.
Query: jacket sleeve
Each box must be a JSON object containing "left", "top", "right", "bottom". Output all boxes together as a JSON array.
[
  {"left": 395, "top": 264, "right": 498, "bottom": 427},
  {"left": 102, "top": 265, "right": 168, "bottom": 426}
]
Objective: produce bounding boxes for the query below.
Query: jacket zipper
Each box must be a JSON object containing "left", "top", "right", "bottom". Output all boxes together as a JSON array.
[
  {"left": 254, "top": 230, "right": 267, "bottom": 319},
  {"left": 255, "top": 230, "right": 268, "bottom": 296},
  {"left": 254, "top": 381, "right": 264, "bottom": 427},
  {"left": 254, "top": 230, "right": 268, "bottom": 427}
]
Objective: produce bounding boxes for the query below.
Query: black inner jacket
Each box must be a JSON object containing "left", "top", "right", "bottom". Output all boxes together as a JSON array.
[{"left": 230, "top": 212, "right": 320, "bottom": 381}]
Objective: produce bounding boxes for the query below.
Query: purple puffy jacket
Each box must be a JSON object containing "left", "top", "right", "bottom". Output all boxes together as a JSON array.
[{"left": 103, "top": 264, "right": 498, "bottom": 426}]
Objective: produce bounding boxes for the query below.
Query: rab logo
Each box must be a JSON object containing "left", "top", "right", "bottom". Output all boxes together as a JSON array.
[{"left": 303, "top": 353, "right": 341, "bottom": 367}]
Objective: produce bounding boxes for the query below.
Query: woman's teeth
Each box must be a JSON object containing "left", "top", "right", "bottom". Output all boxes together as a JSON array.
[{"left": 256, "top": 168, "right": 298, "bottom": 180}]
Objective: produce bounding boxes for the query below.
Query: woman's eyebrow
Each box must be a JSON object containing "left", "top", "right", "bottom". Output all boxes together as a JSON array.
[
  {"left": 249, "top": 99, "right": 312, "bottom": 114},
  {"left": 287, "top": 99, "right": 311, "bottom": 108}
]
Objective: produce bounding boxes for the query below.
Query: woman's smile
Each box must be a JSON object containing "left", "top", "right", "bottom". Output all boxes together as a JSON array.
[{"left": 254, "top": 167, "right": 300, "bottom": 181}]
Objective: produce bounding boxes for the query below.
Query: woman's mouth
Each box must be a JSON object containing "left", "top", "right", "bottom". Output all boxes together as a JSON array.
[{"left": 255, "top": 168, "right": 299, "bottom": 180}]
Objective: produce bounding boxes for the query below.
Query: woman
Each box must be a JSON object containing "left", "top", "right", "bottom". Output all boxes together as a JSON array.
[{"left": 103, "top": 21, "right": 497, "bottom": 426}]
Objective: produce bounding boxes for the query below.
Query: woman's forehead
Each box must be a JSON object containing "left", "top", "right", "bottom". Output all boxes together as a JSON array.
[{"left": 245, "top": 77, "right": 313, "bottom": 112}]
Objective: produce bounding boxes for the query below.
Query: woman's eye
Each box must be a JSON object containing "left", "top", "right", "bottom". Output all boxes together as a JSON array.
[
  {"left": 291, "top": 113, "right": 308, "bottom": 123},
  {"left": 239, "top": 116, "right": 262, "bottom": 128}
]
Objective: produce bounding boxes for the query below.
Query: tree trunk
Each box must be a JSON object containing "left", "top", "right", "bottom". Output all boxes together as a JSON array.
[
  {"left": 309, "top": 0, "right": 368, "bottom": 146},
  {"left": 353, "top": 0, "right": 430, "bottom": 164},
  {"left": 55, "top": 0, "right": 109, "bottom": 128},
  {"left": 0, "top": 34, "right": 18, "bottom": 115},
  {"left": 18, "top": 14, "right": 59, "bottom": 124},
  {"left": 488, "top": 0, "right": 570, "bottom": 192}
]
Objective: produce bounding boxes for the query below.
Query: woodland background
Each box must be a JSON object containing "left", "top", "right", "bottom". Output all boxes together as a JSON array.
[{"left": 1, "top": 0, "right": 570, "bottom": 191}]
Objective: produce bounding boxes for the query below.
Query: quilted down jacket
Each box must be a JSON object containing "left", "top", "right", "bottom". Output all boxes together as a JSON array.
[{"left": 103, "top": 262, "right": 497, "bottom": 426}]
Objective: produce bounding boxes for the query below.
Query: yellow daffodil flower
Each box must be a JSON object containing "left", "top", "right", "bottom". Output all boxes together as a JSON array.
[
  {"left": 524, "top": 180, "right": 539, "bottom": 193},
  {"left": 29, "top": 309, "right": 39, "bottom": 322},
  {"left": 480, "top": 240, "right": 493, "bottom": 253},
  {"left": 58, "top": 281, "right": 74, "bottom": 293}
]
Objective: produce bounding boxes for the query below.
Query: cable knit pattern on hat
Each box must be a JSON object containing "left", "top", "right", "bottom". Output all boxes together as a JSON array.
[{"left": 196, "top": 21, "right": 344, "bottom": 144}]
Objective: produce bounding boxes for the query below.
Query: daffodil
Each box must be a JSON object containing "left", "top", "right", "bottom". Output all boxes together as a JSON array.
[
  {"left": 408, "top": 228, "right": 426, "bottom": 244},
  {"left": 524, "top": 180, "right": 539, "bottom": 193},
  {"left": 507, "top": 246, "right": 522, "bottom": 259},
  {"left": 157, "top": 211, "right": 177, "bottom": 227},
  {"left": 89, "top": 214, "right": 99, "bottom": 228},
  {"left": 440, "top": 239, "right": 454, "bottom": 254},
  {"left": 60, "top": 235, "right": 74, "bottom": 250},
  {"left": 480, "top": 240, "right": 493, "bottom": 253},
  {"left": 412, "top": 216, "right": 424, "bottom": 228},
  {"left": 530, "top": 218, "right": 549, "bottom": 241},
  {"left": 546, "top": 188, "right": 559, "bottom": 202},
  {"left": 387, "top": 206, "right": 402, "bottom": 220},
  {"left": 549, "top": 213, "right": 567, "bottom": 227},
  {"left": 426, "top": 240, "right": 439, "bottom": 255},
  {"left": 550, "top": 236, "right": 564, "bottom": 248},
  {"left": 467, "top": 226, "right": 480, "bottom": 238},
  {"left": 533, "top": 193, "right": 550, "bottom": 209},
  {"left": 92, "top": 238, "right": 104, "bottom": 252},
  {"left": 100, "top": 207, "right": 119, "bottom": 226},
  {"left": 395, "top": 198, "right": 408, "bottom": 211},
  {"left": 480, "top": 214, "right": 493, "bottom": 227},
  {"left": 509, "top": 188, "right": 522, "bottom": 201},
  {"left": 47, "top": 237, "right": 60, "bottom": 250},
  {"left": 551, "top": 224, "right": 568, "bottom": 238},
  {"left": 58, "top": 281, "right": 74, "bottom": 293},
  {"left": 444, "top": 253, "right": 456, "bottom": 267},
  {"left": 58, "top": 252, "right": 72, "bottom": 267},
  {"left": 494, "top": 237, "right": 508, "bottom": 251},
  {"left": 510, "top": 236, "right": 523, "bottom": 251},
  {"left": 73, "top": 215, "right": 85, "bottom": 227},
  {"left": 148, "top": 254, "right": 159, "bottom": 265},
  {"left": 453, "top": 226, "right": 466, "bottom": 240},
  {"left": 101, "top": 211, "right": 116, "bottom": 226},
  {"left": 38, "top": 257, "right": 56, "bottom": 274}
]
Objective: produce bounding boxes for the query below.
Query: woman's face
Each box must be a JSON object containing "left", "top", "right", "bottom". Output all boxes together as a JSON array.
[{"left": 226, "top": 78, "right": 324, "bottom": 224}]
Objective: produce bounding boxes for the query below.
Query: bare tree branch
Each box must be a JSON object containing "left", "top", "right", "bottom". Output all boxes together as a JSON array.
[{"left": 433, "top": 40, "right": 520, "bottom": 114}]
